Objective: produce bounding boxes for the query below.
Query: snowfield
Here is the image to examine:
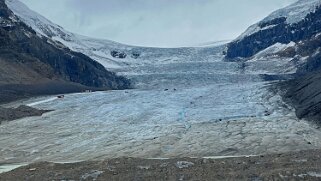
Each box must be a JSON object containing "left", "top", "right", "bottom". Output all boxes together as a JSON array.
[{"left": 1, "top": 0, "right": 321, "bottom": 164}]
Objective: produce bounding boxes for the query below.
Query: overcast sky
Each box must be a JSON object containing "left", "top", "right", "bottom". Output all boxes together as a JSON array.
[{"left": 20, "top": 0, "right": 296, "bottom": 47}]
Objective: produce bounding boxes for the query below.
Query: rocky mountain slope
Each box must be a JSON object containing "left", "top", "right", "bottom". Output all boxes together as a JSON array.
[
  {"left": 226, "top": 0, "right": 321, "bottom": 59},
  {"left": 225, "top": 0, "right": 321, "bottom": 123},
  {"left": 279, "top": 34, "right": 321, "bottom": 122},
  {"left": 0, "top": 0, "right": 130, "bottom": 103}
]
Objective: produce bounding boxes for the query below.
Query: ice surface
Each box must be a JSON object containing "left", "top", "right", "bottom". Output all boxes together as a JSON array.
[
  {"left": 2, "top": 82, "right": 321, "bottom": 163},
  {"left": 0, "top": 164, "right": 26, "bottom": 173}
]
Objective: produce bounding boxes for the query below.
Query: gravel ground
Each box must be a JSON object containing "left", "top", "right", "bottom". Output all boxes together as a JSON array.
[{"left": 1, "top": 149, "right": 321, "bottom": 180}]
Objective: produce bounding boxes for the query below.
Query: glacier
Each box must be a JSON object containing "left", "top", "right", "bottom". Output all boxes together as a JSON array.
[
  {"left": 2, "top": 82, "right": 321, "bottom": 163},
  {"left": 1, "top": 0, "right": 321, "bottom": 164}
]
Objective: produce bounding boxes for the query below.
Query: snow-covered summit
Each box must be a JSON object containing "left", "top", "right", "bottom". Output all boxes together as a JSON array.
[
  {"left": 264, "top": 0, "right": 321, "bottom": 24},
  {"left": 236, "top": 0, "right": 321, "bottom": 41},
  {"left": 226, "top": 0, "right": 321, "bottom": 59},
  {"left": 6, "top": 0, "right": 69, "bottom": 38},
  {"left": 5, "top": 0, "right": 133, "bottom": 68}
]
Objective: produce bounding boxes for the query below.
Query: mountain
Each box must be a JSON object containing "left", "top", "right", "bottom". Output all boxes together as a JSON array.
[
  {"left": 0, "top": 0, "right": 130, "bottom": 103},
  {"left": 226, "top": 0, "right": 321, "bottom": 59},
  {"left": 225, "top": 0, "right": 321, "bottom": 123}
]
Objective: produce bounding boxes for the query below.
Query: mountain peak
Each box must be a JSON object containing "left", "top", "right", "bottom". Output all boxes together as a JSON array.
[
  {"left": 226, "top": 0, "right": 321, "bottom": 59},
  {"left": 262, "top": 0, "right": 321, "bottom": 24},
  {"left": 235, "top": 0, "right": 321, "bottom": 42}
]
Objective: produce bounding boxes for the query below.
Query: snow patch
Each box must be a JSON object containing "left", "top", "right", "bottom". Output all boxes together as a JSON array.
[
  {"left": 175, "top": 161, "right": 194, "bottom": 169},
  {"left": 307, "top": 172, "right": 321, "bottom": 178},
  {"left": 250, "top": 42, "right": 296, "bottom": 61},
  {"left": 27, "top": 97, "right": 57, "bottom": 107},
  {"left": 81, "top": 170, "right": 104, "bottom": 180}
]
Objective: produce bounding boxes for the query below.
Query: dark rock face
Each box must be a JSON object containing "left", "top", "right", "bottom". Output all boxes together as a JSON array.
[
  {"left": 131, "top": 52, "right": 140, "bottom": 59},
  {"left": 278, "top": 29, "right": 321, "bottom": 123},
  {"left": 0, "top": 0, "right": 10, "bottom": 18},
  {"left": 111, "top": 50, "right": 140, "bottom": 59},
  {"left": 295, "top": 36, "right": 321, "bottom": 74},
  {"left": 111, "top": 50, "right": 127, "bottom": 59},
  {"left": 226, "top": 5, "right": 321, "bottom": 59},
  {"left": 0, "top": 0, "right": 130, "bottom": 103},
  {"left": 281, "top": 71, "right": 321, "bottom": 123}
]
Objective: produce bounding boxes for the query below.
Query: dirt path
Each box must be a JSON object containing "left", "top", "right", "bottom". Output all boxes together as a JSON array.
[{"left": 1, "top": 149, "right": 321, "bottom": 180}]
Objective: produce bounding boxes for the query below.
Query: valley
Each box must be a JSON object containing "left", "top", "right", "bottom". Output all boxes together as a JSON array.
[{"left": 2, "top": 0, "right": 321, "bottom": 180}]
